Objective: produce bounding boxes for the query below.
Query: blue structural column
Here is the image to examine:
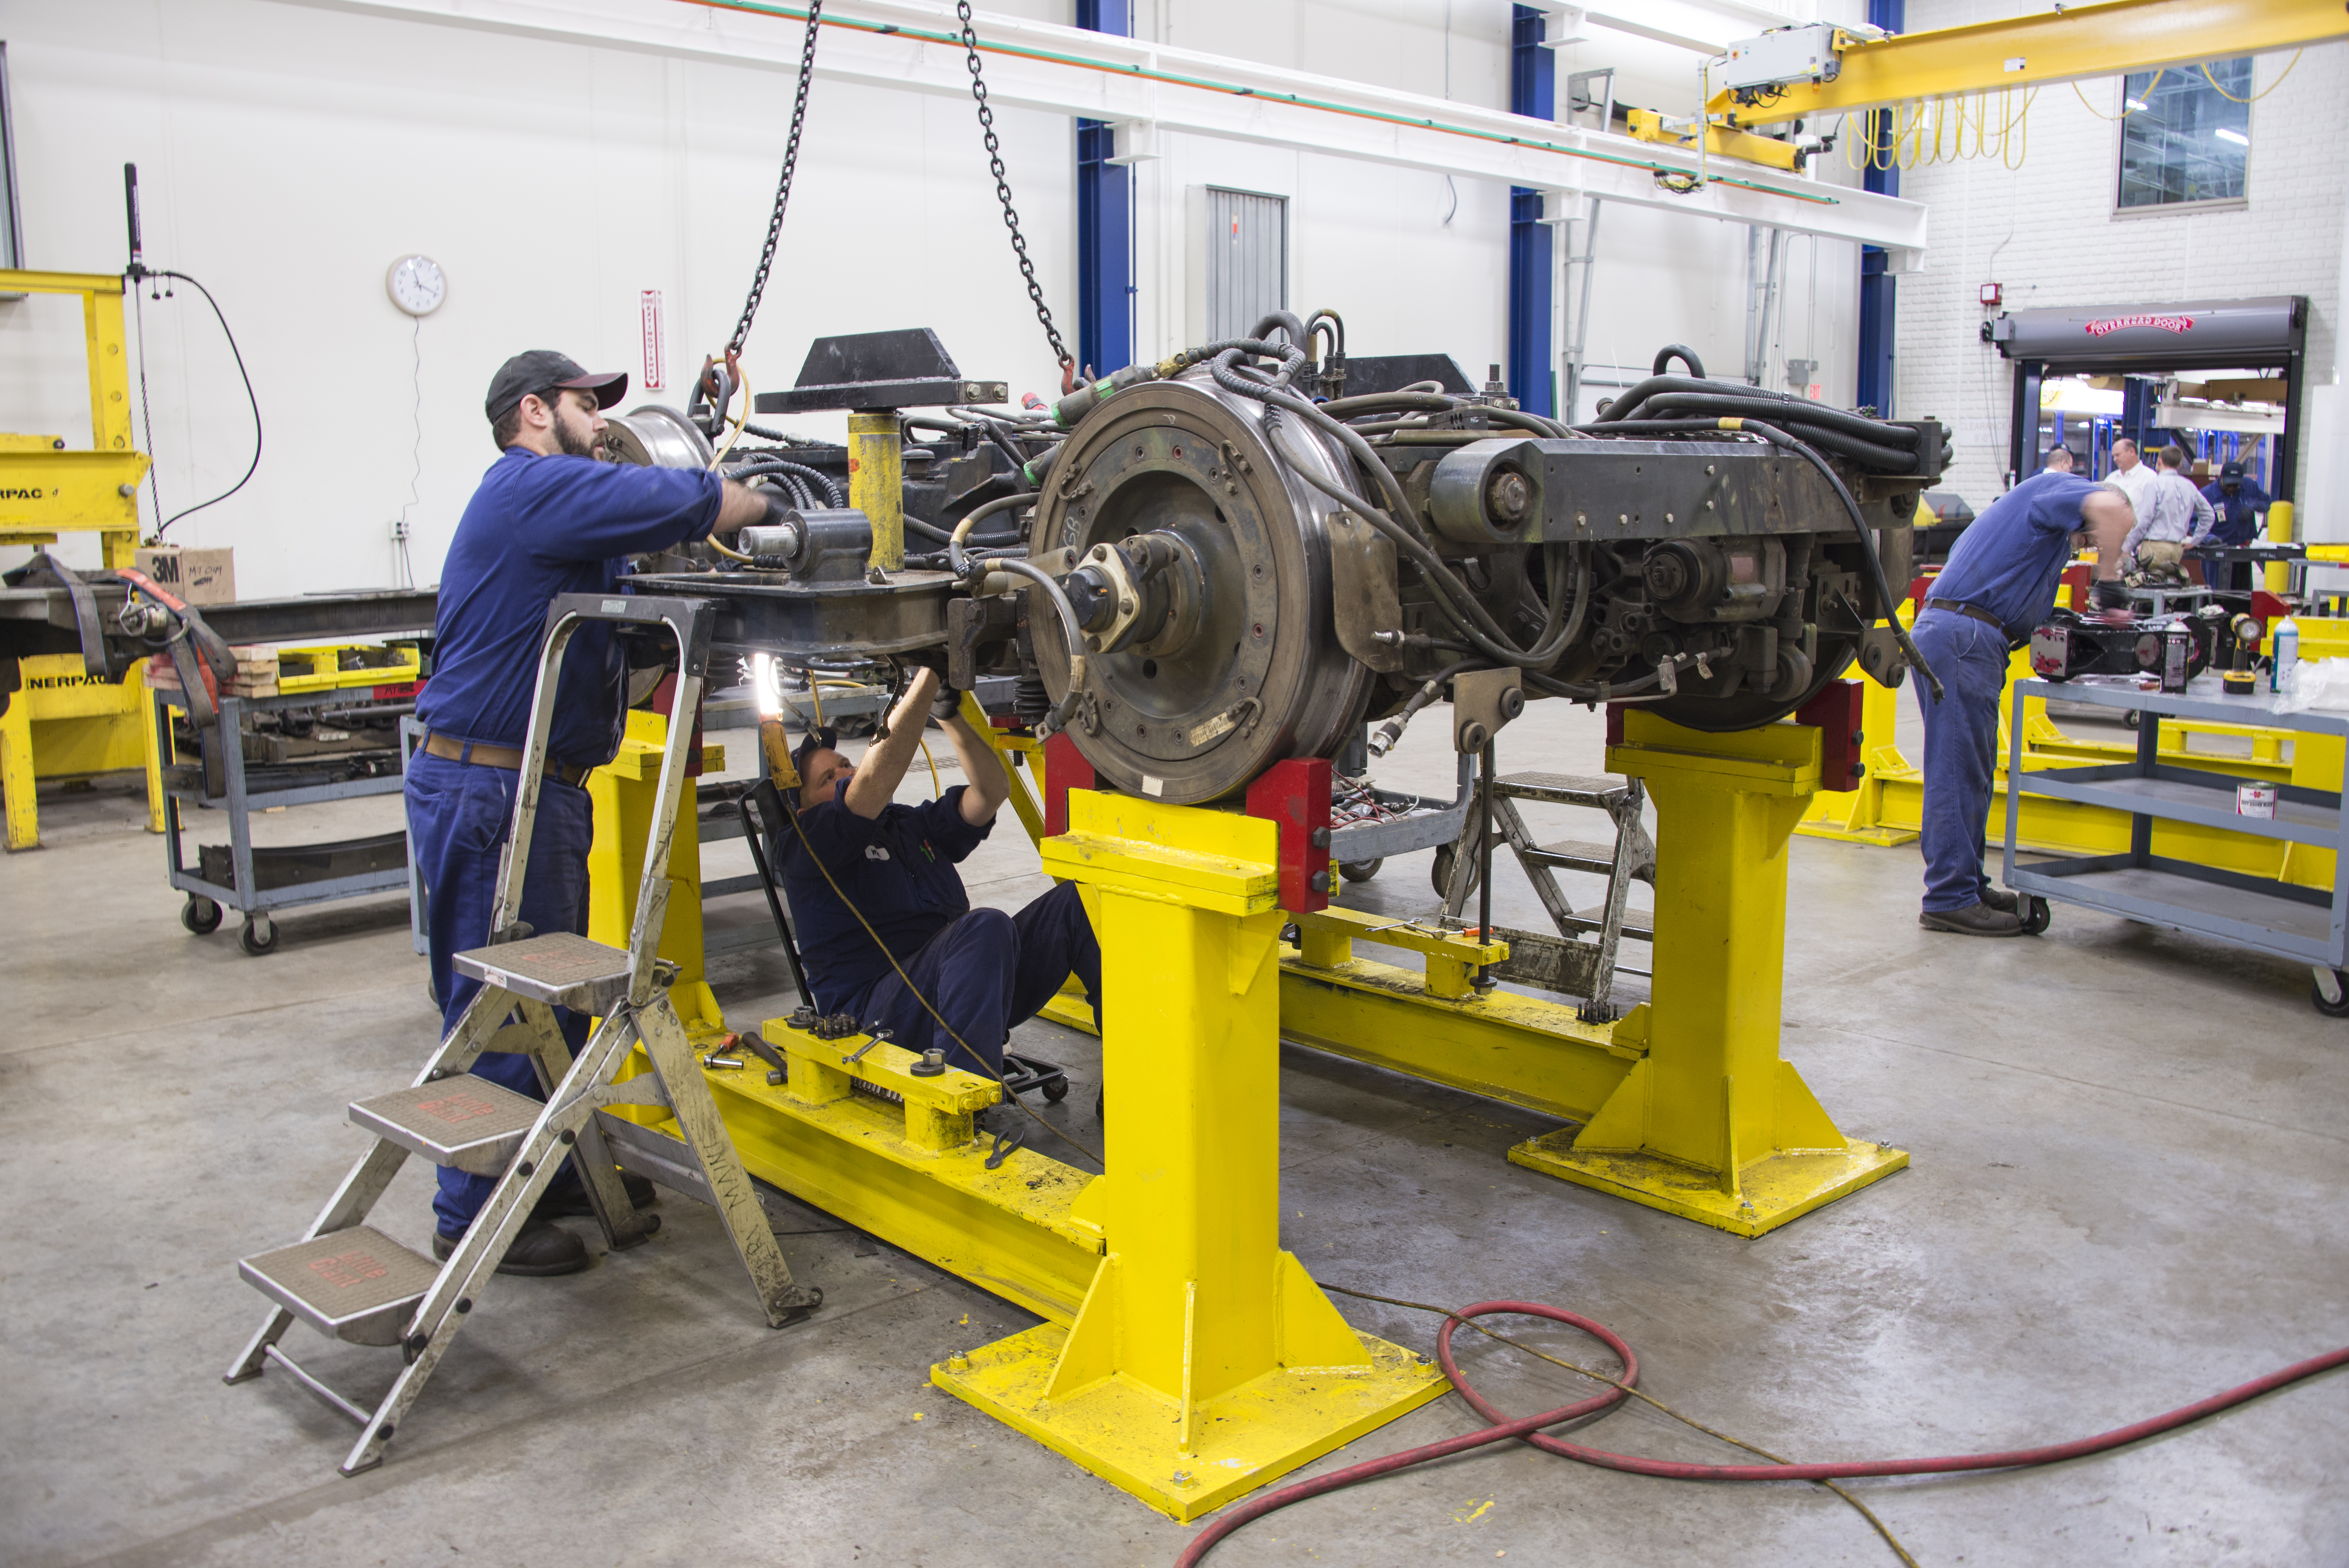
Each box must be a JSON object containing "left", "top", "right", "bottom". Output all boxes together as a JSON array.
[
  {"left": 1506, "top": 5, "right": 1554, "bottom": 417},
  {"left": 1075, "top": 0, "right": 1135, "bottom": 376},
  {"left": 1855, "top": 0, "right": 1902, "bottom": 417}
]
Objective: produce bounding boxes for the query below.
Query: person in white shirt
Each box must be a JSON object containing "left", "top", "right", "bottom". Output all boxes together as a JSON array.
[
  {"left": 2119, "top": 445, "right": 2217, "bottom": 582},
  {"left": 2102, "top": 437, "right": 2157, "bottom": 526}
]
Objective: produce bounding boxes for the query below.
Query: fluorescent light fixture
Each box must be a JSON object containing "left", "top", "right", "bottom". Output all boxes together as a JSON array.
[
  {"left": 2124, "top": 97, "right": 2149, "bottom": 112},
  {"left": 2215, "top": 127, "right": 2249, "bottom": 146}
]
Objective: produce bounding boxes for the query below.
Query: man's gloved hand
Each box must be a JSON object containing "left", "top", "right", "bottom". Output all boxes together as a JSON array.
[
  {"left": 2090, "top": 578, "right": 2132, "bottom": 616},
  {"left": 931, "top": 682, "right": 968, "bottom": 725}
]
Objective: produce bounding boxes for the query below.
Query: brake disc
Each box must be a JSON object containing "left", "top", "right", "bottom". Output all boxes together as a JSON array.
[{"left": 1027, "top": 377, "right": 1372, "bottom": 804}]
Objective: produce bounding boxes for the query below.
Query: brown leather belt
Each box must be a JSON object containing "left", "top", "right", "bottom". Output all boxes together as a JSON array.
[
  {"left": 1925, "top": 597, "right": 2005, "bottom": 632},
  {"left": 422, "top": 732, "right": 590, "bottom": 788}
]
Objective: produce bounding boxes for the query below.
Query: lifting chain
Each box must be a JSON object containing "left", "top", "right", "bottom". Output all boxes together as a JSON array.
[
  {"left": 955, "top": 0, "right": 1077, "bottom": 389},
  {"left": 725, "top": 0, "right": 824, "bottom": 358}
]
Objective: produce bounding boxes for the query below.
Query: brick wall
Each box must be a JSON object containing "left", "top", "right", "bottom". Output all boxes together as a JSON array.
[{"left": 1894, "top": 11, "right": 2346, "bottom": 518}]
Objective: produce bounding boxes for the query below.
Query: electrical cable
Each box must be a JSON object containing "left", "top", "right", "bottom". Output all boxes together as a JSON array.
[
  {"left": 1178, "top": 1288, "right": 2349, "bottom": 1568},
  {"left": 396, "top": 313, "right": 422, "bottom": 588},
  {"left": 723, "top": 456, "right": 845, "bottom": 506},
  {"left": 131, "top": 283, "right": 163, "bottom": 534},
  {"left": 2202, "top": 52, "right": 2299, "bottom": 104},
  {"left": 148, "top": 271, "right": 262, "bottom": 538}
]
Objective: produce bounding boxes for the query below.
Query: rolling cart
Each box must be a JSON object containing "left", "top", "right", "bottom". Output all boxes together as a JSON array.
[{"left": 2003, "top": 674, "right": 2349, "bottom": 1015}]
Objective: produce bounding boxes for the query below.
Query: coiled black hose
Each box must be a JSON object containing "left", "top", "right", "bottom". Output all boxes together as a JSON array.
[
  {"left": 1652, "top": 344, "right": 1706, "bottom": 378},
  {"left": 725, "top": 458, "right": 846, "bottom": 506},
  {"left": 1597, "top": 391, "right": 1925, "bottom": 472}
]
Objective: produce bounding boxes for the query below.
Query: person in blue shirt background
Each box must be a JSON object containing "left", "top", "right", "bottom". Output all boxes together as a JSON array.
[
  {"left": 781, "top": 663, "right": 1100, "bottom": 1087},
  {"left": 2199, "top": 461, "right": 2271, "bottom": 592},
  {"left": 1910, "top": 473, "right": 2134, "bottom": 936},
  {"left": 408, "top": 349, "right": 785, "bottom": 1276}
]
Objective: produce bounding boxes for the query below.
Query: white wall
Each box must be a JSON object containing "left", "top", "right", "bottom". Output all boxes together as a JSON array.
[
  {"left": 1894, "top": 6, "right": 2349, "bottom": 530},
  {"left": 0, "top": 0, "right": 1862, "bottom": 599}
]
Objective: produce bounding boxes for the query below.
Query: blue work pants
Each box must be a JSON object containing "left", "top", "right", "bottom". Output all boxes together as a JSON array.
[
  {"left": 1909, "top": 608, "right": 2014, "bottom": 913},
  {"left": 852, "top": 881, "right": 1101, "bottom": 1076},
  {"left": 404, "top": 750, "right": 594, "bottom": 1237}
]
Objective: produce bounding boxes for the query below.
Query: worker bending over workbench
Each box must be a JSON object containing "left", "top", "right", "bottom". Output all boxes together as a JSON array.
[
  {"left": 408, "top": 350, "right": 786, "bottom": 1278},
  {"left": 1911, "top": 472, "right": 2135, "bottom": 936},
  {"left": 781, "top": 665, "right": 1101, "bottom": 1080}
]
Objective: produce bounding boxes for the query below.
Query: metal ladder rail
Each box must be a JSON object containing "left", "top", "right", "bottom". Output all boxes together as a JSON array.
[
  {"left": 1441, "top": 770, "right": 1654, "bottom": 1021},
  {"left": 225, "top": 593, "right": 818, "bottom": 1476}
]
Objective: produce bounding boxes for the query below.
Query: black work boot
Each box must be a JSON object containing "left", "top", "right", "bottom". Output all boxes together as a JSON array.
[
  {"left": 434, "top": 1216, "right": 590, "bottom": 1277},
  {"left": 1919, "top": 900, "right": 2023, "bottom": 937},
  {"left": 1979, "top": 887, "right": 2019, "bottom": 914},
  {"left": 534, "top": 1171, "right": 658, "bottom": 1221}
]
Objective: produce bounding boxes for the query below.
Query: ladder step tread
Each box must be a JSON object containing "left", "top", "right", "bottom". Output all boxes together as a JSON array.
[
  {"left": 239, "top": 1226, "right": 438, "bottom": 1347},
  {"left": 1495, "top": 771, "right": 1628, "bottom": 807},
  {"left": 1524, "top": 838, "right": 1627, "bottom": 871},
  {"left": 350, "top": 1079, "right": 542, "bottom": 1176},
  {"left": 1561, "top": 909, "right": 1655, "bottom": 937},
  {"left": 453, "top": 931, "right": 633, "bottom": 1010}
]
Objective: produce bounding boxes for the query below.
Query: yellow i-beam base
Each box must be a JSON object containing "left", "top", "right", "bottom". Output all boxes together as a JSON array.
[
  {"left": 1508, "top": 711, "right": 1907, "bottom": 1236},
  {"left": 930, "top": 788, "right": 1445, "bottom": 1520}
]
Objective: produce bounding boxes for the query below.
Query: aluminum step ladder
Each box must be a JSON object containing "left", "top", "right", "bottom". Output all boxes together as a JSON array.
[
  {"left": 224, "top": 593, "right": 820, "bottom": 1476},
  {"left": 1440, "top": 769, "right": 1655, "bottom": 1022}
]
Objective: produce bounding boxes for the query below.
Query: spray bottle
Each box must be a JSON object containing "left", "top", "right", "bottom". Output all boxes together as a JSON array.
[{"left": 2271, "top": 612, "right": 2300, "bottom": 694}]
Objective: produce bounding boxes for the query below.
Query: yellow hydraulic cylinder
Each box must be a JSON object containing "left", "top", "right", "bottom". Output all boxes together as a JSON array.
[
  {"left": 933, "top": 788, "right": 1443, "bottom": 1520},
  {"left": 2267, "top": 500, "right": 2296, "bottom": 598},
  {"left": 845, "top": 410, "right": 904, "bottom": 574},
  {"left": 1511, "top": 711, "right": 1907, "bottom": 1235}
]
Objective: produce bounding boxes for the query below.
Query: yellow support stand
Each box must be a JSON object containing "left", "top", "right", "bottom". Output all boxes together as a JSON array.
[
  {"left": 1511, "top": 711, "right": 1908, "bottom": 1236},
  {"left": 586, "top": 709, "right": 726, "bottom": 1036},
  {"left": 0, "top": 270, "right": 152, "bottom": 569},
  {"left": 2265, "top": 501, "right": 2295, "bottom": 598},
  {"left": 932, "top": 788, "right": 1445, "bottom": 1520},
  {"left": 0, "top": 654, "right": 164, "bottom": 850}
]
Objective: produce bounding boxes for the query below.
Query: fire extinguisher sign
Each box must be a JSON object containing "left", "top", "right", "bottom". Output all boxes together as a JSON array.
[{"left": 639, "top": 290, "right": 666, "bottom": 391}]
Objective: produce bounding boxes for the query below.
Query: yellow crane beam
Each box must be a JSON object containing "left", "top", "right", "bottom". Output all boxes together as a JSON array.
[{"left": 1710, "top": 0, "right": 2347, "bottom": 128}]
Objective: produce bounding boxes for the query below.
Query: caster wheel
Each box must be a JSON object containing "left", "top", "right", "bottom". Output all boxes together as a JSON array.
[
  {"left": 1042, "top": 1075, "right": 1069, "bottom": 1103},
  {"left": 239, "top": 916, "right": 279, "bottom": 956},
  {"left": 2313, "top": 968, "right": 2349, "bottom": 1018},
  {"left": 1430, "top": 845, "right": 1481, "bottom": 899},
  {"left": 2019, "top": 895, "right": 2052, "bottom": 935},
  {"left": 180, "top": 895, "right": 223, "bottom": 935},
  {"left": 2122, "top": 709, "right": 2141, "bottom": 730},
  {"left": 1338, "top": 858, "right": 1384, "bottom": 884}
]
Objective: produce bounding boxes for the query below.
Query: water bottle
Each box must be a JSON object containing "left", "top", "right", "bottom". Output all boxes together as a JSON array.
[{"left": 2271, "top": 613, "right": 2299, "bottom": 694}]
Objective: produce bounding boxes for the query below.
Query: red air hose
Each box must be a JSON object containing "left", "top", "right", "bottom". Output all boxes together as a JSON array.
[{"left": 1175, "top": 1299, "right": 2349, "bottom": 1566}]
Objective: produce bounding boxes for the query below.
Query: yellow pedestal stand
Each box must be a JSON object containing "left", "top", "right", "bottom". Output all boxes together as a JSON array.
[
  {"left": 932, "top": 787, "right": 1445, "bottom": 1520},
  {"left": 1511, "top": 711, "right": 1909, "bottom": 1236}
]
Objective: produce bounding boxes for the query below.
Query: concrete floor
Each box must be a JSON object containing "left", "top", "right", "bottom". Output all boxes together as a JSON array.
[{"left": 4, "top": 698, "right": 2344, "bottom": 1568}]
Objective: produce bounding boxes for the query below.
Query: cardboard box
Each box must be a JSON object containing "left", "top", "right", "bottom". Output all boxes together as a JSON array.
[{"left": 133, "top": 545, "right": 236, "bottom": 606}]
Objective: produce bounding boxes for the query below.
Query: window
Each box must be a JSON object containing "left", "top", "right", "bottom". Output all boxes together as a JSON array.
[{"left": 2117, "top": 58, "right": 2251, "bottom": 210}]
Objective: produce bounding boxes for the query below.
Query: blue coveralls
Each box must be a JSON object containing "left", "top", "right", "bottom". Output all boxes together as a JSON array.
[
  {"left": 408, "top": 445, "right": 722, "bottom": 1238},
  {"left": 781, "top": 778, "right": 1101, "bottom": 1076},
  {"left": 2199, "top": 477, "right": 2271, "bottom": 592},
  {"left": 1911, "top": 472, "right": 2103, "bottom": 914}
]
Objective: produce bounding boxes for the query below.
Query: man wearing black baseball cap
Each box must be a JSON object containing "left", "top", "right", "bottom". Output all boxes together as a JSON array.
[
  {"left": 406, "top": 349, "right": 785, "bottom": 1277},
  {"left": 2199, "top": 459, "right": 2272, "bottom": 593}
]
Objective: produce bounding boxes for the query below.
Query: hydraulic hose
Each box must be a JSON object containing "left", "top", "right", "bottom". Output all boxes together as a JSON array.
[
  {"left": 1210, "top": 347, "right": 1428, "bottom": 538},
  {"left": 1651, "top": 342, "right": 1706, "bottom": 377},
  {"left": 724, "top": 457, "right": 845, "bottom": 506},
  {"left": 943, "top": 491, "right": 1036, "bottom": 572},
  {"left": 1605, "top": 392, "right": 1925, "bottom": 470},
  {"left": 1263, "top": 415, "right": 1580, "bottom": 669},
  {"left": 1175, "top": 1297, "right": 2349, "bottom": 1568},
  {"left": 985, "top": 555, "right": 1091, "bottom": 737},
  {"left": 1595, "top": 375, "right": 1919, "bottom": 453},
  {"left": 1249, "top": 309, "right": 1311, "bottom": 351}
]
